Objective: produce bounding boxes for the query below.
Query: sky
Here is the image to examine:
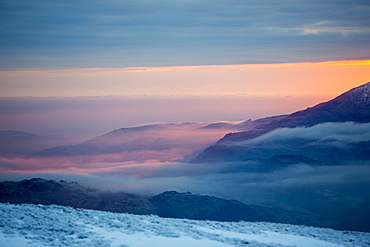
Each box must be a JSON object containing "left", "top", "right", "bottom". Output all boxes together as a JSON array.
[
  {"left": 0, "top": 0, "right": 369, "bottom": 137},
  {"left": 0, "top": 0, "right": 369, "bottom": 132},
  {"left": 1, "top": 1, "right": 369, "bottom": 98},
  {"left": 1, "top": 0, "right": 370, "bottom": 69},
  {"left": 0, "top": 0, "right": 370, "bottom": 92}
]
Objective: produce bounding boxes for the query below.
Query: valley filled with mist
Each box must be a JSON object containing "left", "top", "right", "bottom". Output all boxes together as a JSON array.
[{"left": 1, "top": 82, "right": 370, "bottom": 234}]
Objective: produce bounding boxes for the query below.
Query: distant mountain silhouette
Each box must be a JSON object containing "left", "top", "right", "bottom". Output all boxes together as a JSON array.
[
  {"left": 34, "top": 124, "right": 174, "bottom": 157},
  {"left": 219, "top": 82, "right": 370, "bottom": 144},
  {"left": 261, "top": 81, "right": 370, "bottom": 128},
  {"left": 32, "top": 122, "right": 263, "bottom": 162},
  {"left": 0, "top": 130, "right": 69, "bottom": 157},
  {"left": 202, "top": 115, "right": 287, "bottom": 131},
  {"left": 191, "top": 82, "right": 370, "bottom": 163}
]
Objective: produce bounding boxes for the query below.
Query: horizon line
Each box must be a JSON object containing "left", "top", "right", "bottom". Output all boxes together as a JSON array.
[{"left": 1, "top": 59, "right": 369, "bottom": 73}]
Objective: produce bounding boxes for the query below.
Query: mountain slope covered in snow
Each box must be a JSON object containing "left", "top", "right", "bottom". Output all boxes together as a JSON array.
[{"left": 1, "top": 203, "right": 369, "bottom": 247}]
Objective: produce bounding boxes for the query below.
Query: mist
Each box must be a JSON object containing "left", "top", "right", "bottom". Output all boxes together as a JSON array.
[
  {"left": 1, "top": 121, "right": 370, "bottom": 230},
  {"left": 2, "top": 159, "right": 369, "bottom": 230},
  {"left": 246, "top": 122, "right": 370, "bottom": 145},
  {"left": 1, "top": 122, "right": 370, "bottom": 194}
]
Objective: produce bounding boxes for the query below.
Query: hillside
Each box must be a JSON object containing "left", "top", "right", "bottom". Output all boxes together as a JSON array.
[
  {"left": 31, "top": 122, "right": 245, "bottom": 163},
  {"left": 0, "top": 178, "right": 331, "bottom": 228},
  {"left": 191, "top": 82, "right": 370, "bottom": 163},
  {"left": 1, "top": 203, "right": 369, "bottom": 247}
]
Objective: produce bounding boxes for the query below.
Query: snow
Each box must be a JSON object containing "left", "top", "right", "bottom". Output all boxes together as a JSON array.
[
  {"left": 0, "top": 203, "right": 369, "bottom": 247},
  {"left": 348, "top": 82, "right": 370, "bottom": 103},
  {"left": 196, "top": 227, "right": 342, "bottom": 247},
  {"left": 0, "top": 232, "right": 47, "bottom": 247}
]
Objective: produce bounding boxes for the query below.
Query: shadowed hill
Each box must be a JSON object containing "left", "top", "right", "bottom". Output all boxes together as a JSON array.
[{"left": 0, "top": 178, "right": 338, "bottom": 229}]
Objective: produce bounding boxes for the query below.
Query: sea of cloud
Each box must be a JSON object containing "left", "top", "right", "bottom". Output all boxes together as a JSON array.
[{"left": 1, "top": 121, "right": 370, "bottom": 230}]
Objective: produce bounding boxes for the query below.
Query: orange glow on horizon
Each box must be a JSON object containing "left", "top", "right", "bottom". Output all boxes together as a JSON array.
[
  {"left": 2, "top": 59, "right": 369, "bottom": 74},
  {"left": 0, "top": 59, "right": 369, "bottom": 101}
]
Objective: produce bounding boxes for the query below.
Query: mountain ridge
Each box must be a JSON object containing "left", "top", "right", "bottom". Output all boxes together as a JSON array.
[
  {"left": 0, "top": 130, "right": 70, "bottom": 157},
  {"left": 30, "top": 121, "right": 271, "bottom": 161},
  {"left": 0, "top": 178, "right": 337, "bottom": 229},
  {"left": 216, "top": 82, "right": 370, "bottom": 144},
  {"left": 191, "top": 82, "right": 370, "bottom": 163}
]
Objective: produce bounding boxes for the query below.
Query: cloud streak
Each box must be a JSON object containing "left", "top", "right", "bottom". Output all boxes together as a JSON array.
[
  {"left": 246, "top": 122, "right": 370, "bottom": 144},
  {"left": 267, "top": 21, "right": 370, "bottom": 35}
]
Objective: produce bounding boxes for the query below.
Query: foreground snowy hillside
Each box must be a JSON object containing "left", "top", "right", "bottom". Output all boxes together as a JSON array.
[{"left": 0, "top": 203, "right": 369, "bottom": 247}]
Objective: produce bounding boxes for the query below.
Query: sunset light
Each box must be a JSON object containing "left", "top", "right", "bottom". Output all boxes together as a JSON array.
[
  {"left": 1, "top": 1, "right": 370, "bottom": 240},
  {"left": 1, "top": 60, "right": 369, "bottom": 98}
]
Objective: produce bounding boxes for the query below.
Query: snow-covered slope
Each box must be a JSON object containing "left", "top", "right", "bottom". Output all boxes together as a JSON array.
[{"left": 0, "top": 203, "right": 368, "bottom": 247}]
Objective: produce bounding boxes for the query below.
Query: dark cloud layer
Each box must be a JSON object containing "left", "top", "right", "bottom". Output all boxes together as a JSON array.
[{"left": 1, "top": 0, "right": 369, "bottom": 68}]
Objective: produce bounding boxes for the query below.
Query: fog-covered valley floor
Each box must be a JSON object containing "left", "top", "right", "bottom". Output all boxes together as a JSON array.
[
  {"left": 1, "top": 83, "right": 370, "bottom": 243},
  {"left": 1, "top": 203, "right": 369, "bottom": 247}
]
